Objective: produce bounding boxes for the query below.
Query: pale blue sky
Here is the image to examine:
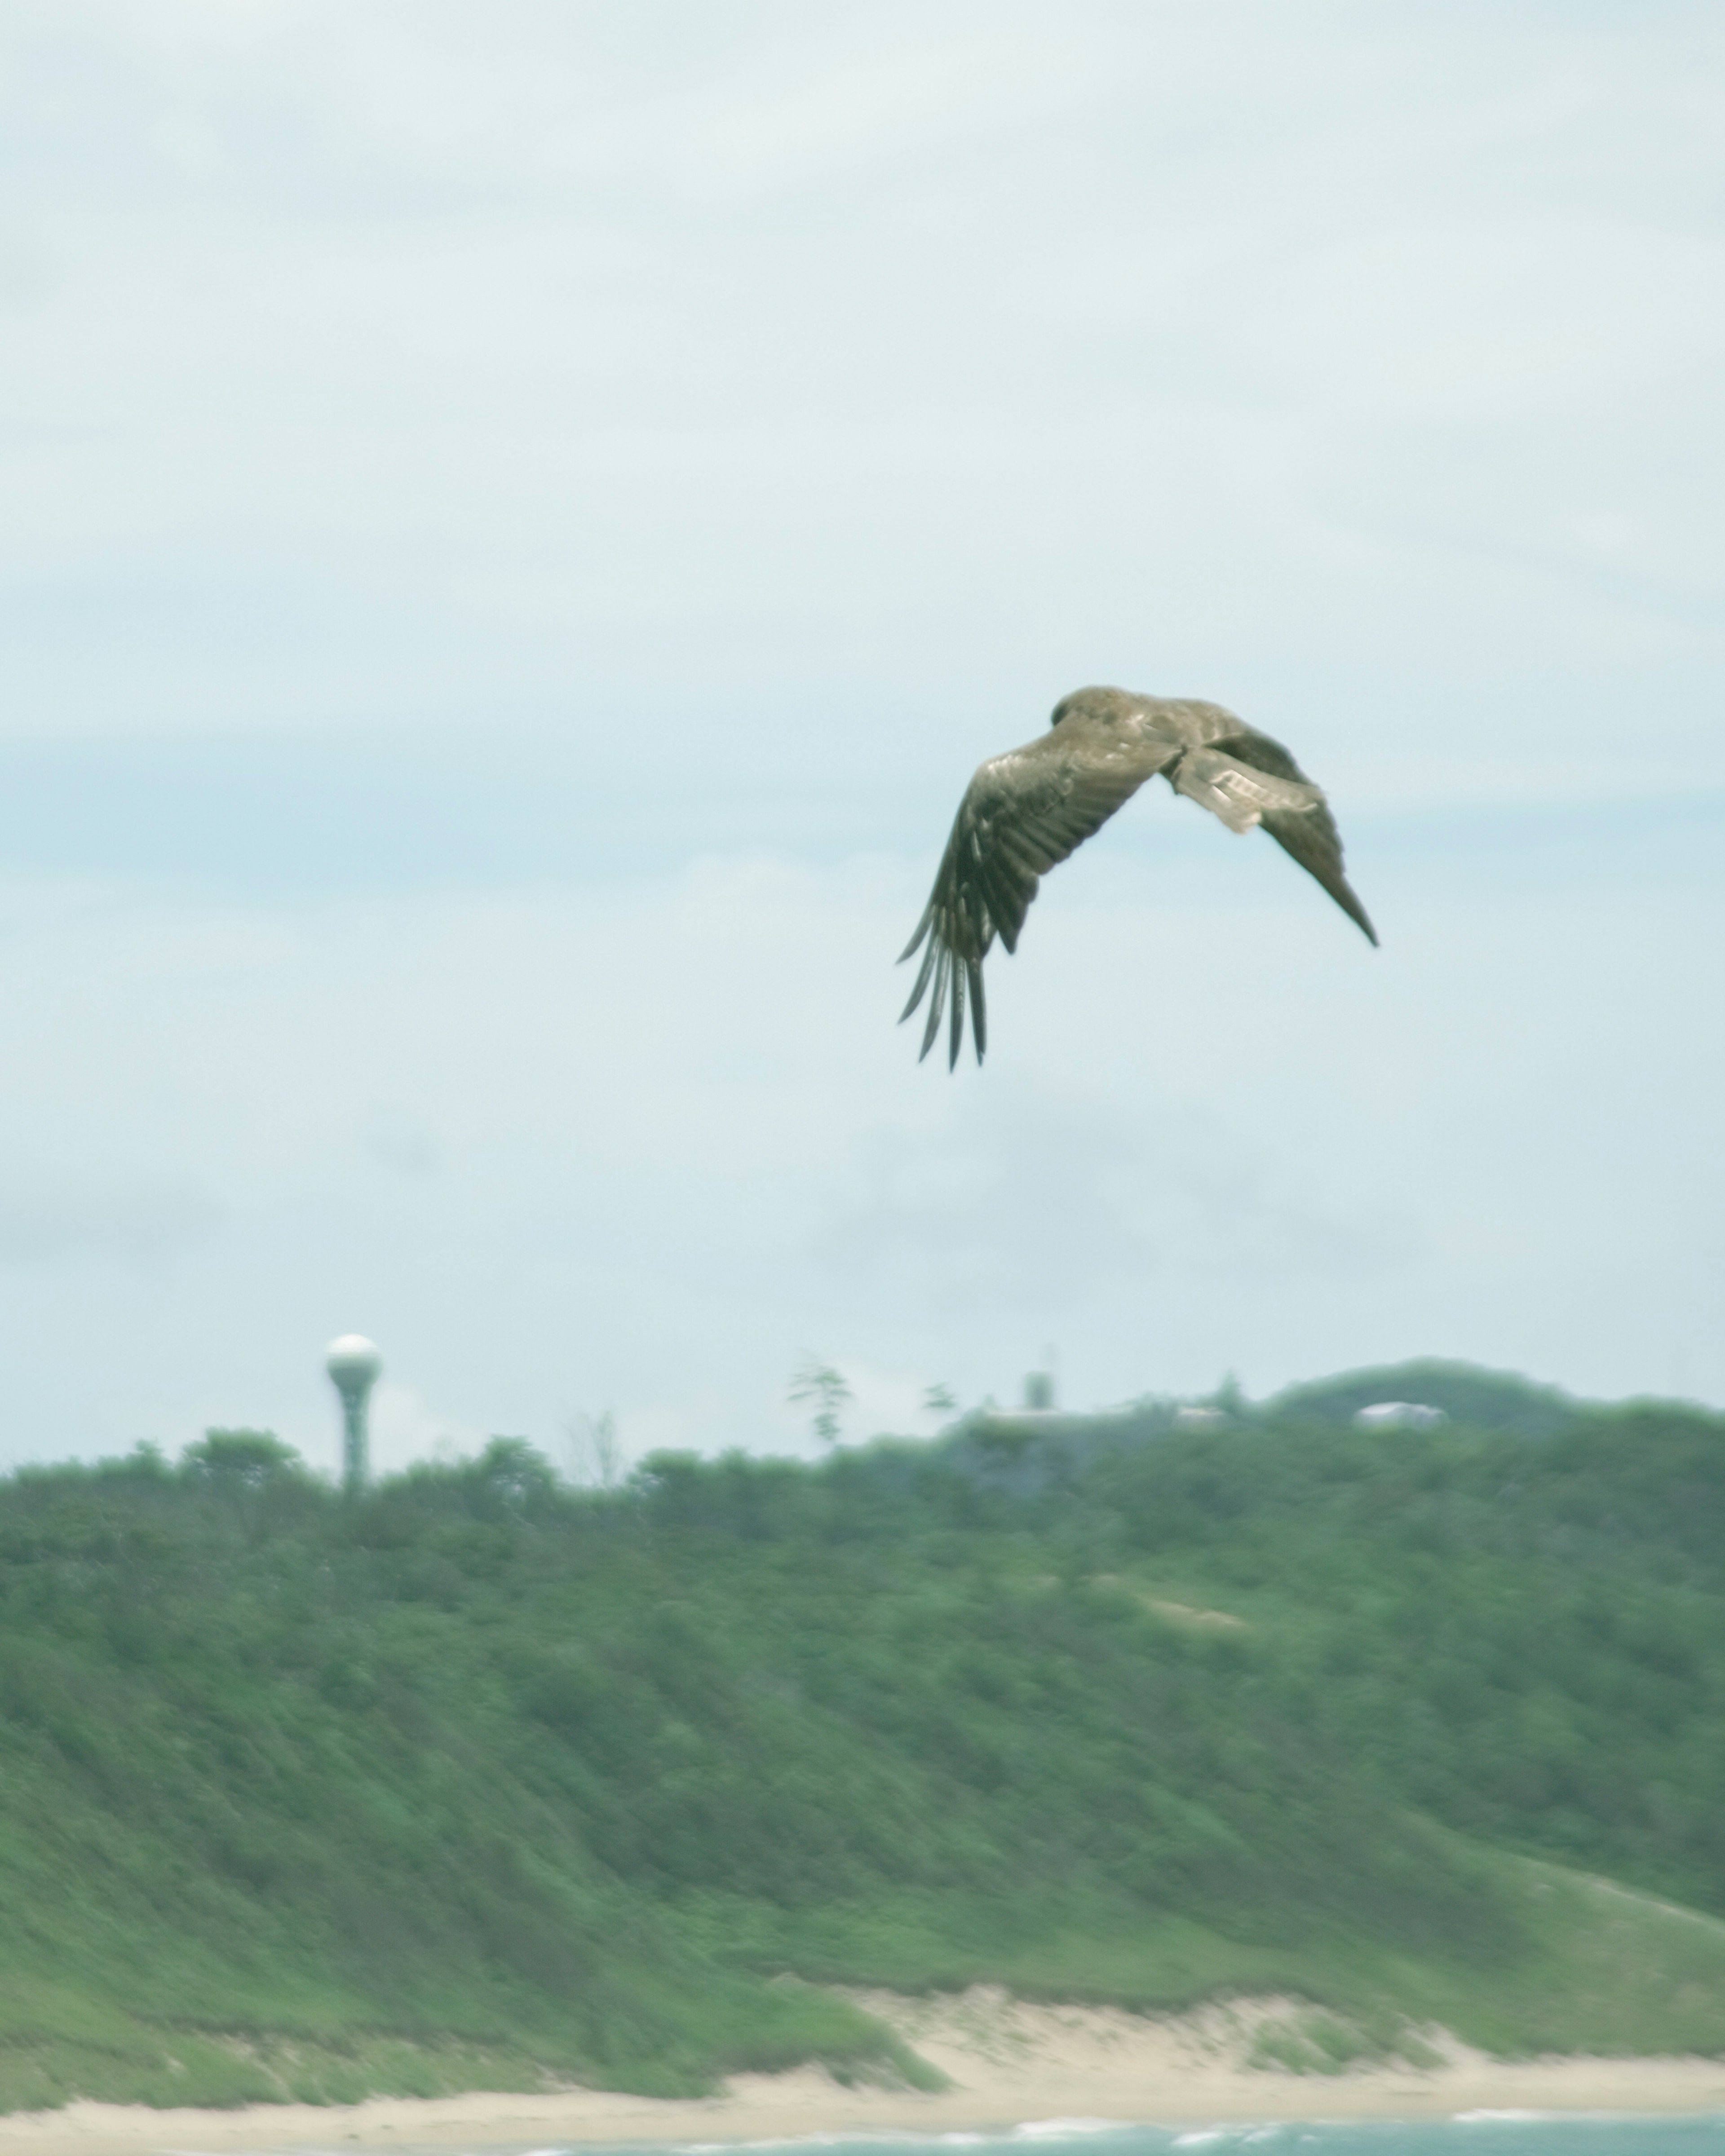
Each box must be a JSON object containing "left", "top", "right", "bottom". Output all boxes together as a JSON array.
[{"left": 0, "top": 3, "right": 1721, "bottom": 1473}]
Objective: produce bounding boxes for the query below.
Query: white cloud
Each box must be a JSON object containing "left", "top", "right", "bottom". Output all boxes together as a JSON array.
[
  {"left": 1, "top": 4, "right": 1719, "bottom": 799},
  {"left": 0, "top": 1172, "right": 221, "bottom": 1268},
  {"left": 0, "top": 786, "right": 1717, "bottom": 1471},
  {"left": 363, "top": 1379, "right": 483, "bottom": 1478},
  {"left": 0, "top": 6, "right": 1719, "bottom": 1462}
]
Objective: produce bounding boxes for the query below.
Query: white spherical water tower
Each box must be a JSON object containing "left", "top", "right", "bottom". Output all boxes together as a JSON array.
[{"left": 326, "top": 1335, "right": 382, "bottom": 1492}]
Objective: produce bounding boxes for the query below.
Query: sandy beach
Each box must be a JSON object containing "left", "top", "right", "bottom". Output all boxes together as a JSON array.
[{"left": 2, "top": 1991, "right": 1723, "bottom": 2152}]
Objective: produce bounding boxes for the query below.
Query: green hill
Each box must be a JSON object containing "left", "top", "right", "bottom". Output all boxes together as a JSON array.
[
  {"left": 1263, "top": 1356, "right": 1587, "bottom": 1436},
  {"left": 1, "top": 1380, "right": 1724, "bottom": 2110}
]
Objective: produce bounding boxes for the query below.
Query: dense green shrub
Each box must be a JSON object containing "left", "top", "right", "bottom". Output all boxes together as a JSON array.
[{"left": 1, "top": 1378, "right": 1723, "bottom": 2103}]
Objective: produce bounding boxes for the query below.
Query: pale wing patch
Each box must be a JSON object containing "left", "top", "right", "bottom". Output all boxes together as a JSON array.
[
  {"left": 900, "top": 692, "right": 1376, "bottom": 1070},
  {"left": 1172, "top": 747, "right": 1324, "bottom": 835}
]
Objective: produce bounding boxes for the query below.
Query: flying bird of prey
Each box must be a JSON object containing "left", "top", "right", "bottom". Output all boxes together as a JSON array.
[{"left": 899, "top": 686, "right": 1376, "bottom": 1068}]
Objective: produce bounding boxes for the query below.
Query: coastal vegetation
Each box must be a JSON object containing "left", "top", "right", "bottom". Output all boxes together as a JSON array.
[{"left": 1, "top": 1368, "right": 1723, "bottom": 2108}]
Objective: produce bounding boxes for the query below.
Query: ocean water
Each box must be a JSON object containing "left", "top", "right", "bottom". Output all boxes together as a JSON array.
[
  {"left": 377, "top": 2121, "right": 1725, "bottom": 2156},
  {"left": 491, "top": 2123, "right": 1725, "bottom": 2156}
]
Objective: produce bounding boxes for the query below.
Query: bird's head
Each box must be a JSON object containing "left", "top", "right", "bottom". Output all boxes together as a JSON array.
[{"left": 1049, "top": 685, "right": 1136, "bottom": 729}]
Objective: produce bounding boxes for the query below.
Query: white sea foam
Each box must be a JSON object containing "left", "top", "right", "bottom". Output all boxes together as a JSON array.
[
  {"left": 673, "top": 2139, "right": 929, "bottom": 2154},
  {"left": 672, "top": 2139, "right": 906, "bottom": 2153}
]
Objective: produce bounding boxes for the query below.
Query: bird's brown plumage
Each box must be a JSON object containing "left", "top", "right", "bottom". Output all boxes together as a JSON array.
[{"left": 899, "top": 686, "right": 1376, "bottom": 1068}]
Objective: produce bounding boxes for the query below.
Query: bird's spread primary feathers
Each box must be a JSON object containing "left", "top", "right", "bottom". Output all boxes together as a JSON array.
[{"left": 899, "top": 685, "right": 1376, "bottom": 1069}]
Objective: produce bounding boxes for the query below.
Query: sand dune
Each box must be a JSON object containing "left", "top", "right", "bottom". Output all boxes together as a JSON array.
[{"left": 3, "top": 1990, "right": 1724, "bottom": 2152}]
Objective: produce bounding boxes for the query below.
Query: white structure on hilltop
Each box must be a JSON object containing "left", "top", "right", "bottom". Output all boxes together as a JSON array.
[
  {"left": 1354, "top": 1401, "right": 1447, "bottom": 1430},
  {"left": 326, "top": 1335, "right": 382, "bottom": 1490}
]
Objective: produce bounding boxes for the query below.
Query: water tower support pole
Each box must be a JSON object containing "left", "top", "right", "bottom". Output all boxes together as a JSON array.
[{"left": 325, "top": 1337, "right": 382, "bottom": 1494}]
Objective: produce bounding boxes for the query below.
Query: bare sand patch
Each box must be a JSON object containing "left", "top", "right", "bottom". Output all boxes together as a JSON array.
[
  {"left": 1085, "top": 1579, "right": 1249, "bottom": 1630},
  {"left": 1, "top": 1991, "right": 1723, "bottom": 2152}
]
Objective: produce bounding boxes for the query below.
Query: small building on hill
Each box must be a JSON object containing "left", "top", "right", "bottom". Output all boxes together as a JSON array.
[{"left": 1354, "top": 1401, "right": 1447, "bottom": 1430}]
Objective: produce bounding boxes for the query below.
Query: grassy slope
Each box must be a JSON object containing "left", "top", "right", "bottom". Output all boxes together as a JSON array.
[{"left": 0, "top": 1388, "right": 1723, "bottom": 2107}]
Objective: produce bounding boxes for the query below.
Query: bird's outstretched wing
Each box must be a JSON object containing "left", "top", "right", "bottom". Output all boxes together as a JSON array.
[
  {"left": 1181, "top": 729, "right": 1378, "bottom": 945},
  {"left": 898, "top": 728, "right": 1177, "bottom": 1068}
]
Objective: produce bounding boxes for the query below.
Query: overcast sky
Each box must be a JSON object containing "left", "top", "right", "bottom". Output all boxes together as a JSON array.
[{"left": 1, "top": 2, "right": 1721, "bottom": 1476}]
